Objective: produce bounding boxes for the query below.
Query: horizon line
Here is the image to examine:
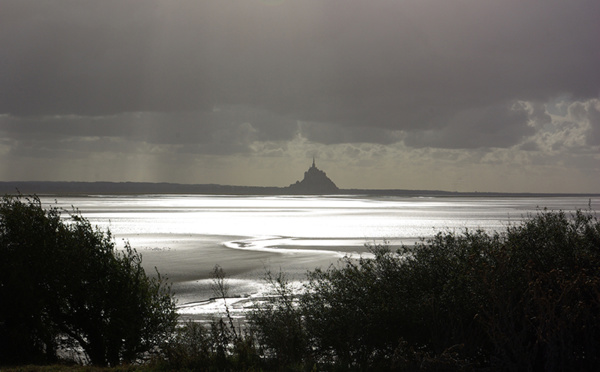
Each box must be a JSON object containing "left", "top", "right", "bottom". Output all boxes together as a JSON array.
[{"left": 0, "top": 180, "right": 598, "bottom": 197}]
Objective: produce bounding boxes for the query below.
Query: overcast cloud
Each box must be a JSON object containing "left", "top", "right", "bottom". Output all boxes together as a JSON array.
[{"left": 1, "top": 0, "right": 599, "bottom": 192}]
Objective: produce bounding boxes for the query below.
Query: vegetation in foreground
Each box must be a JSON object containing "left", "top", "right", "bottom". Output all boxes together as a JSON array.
[
  {"left": 0, "top": 195, "right": 178, "bottom": 367},
  {"left": 2, "top": 194, "right": 599, "bottom": 371},
  {"left": 155, "top": 207, "right": 600, "bottom": 371}
]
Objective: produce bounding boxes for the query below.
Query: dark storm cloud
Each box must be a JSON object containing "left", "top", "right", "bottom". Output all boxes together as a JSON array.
[
  {"left": 0, "top": 107, "right": 298, "bottom": 155},
  {"left": 404, "top": 102, "right": 533, "bottom": 149},
  {"left": 299, "top": 121, "right": 400, "bottom": 145},
  {"left": 1, "top": 0, "right": 599, "bottom": 149}
]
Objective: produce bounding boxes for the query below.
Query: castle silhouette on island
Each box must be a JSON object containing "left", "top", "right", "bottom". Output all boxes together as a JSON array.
[
  {"left": 3, "top": 159, "right": 587, "bottom": 197},
  {"left": 287, "top": 158, "right": 339, "bottom": 195}
]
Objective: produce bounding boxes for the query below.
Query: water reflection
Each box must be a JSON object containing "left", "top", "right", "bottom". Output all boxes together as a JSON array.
[{"left": 41, "top": 195, "right": 599, "bottom": 311}]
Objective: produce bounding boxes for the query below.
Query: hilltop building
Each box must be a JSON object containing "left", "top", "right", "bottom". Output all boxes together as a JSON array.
[{"left": 287, "top": 158, "right": 339, "bottom": 194}]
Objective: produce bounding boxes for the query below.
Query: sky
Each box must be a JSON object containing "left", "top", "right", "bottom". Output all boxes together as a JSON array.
[{"left": 1, "top": 0, "right": 599, "bottom": 193}]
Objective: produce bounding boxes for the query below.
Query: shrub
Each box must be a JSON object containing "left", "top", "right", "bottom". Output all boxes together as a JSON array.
[
  {"left": 249, "top": 209, "right": 600, "bottom": 371},
  {"left": 478, "top": 210, "right": 600, "bottom": 371},
  {"left": 0, "top": 195, "right": 178, "bottom": 366},
  {"left": 248, "top": 270, "right": 309, "bottom": 369},
  {"left": 154, "top": 265, "right": 261, "bottom": 372}
]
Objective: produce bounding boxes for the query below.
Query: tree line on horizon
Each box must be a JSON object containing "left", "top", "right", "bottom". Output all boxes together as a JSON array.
[{"left": 1, "top": 194, "right": 599, "bottom": 371}]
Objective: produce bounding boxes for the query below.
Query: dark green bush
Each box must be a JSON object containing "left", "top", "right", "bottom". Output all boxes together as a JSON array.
[
  {"left": 154, "top": 265, "right": 262, "bottom": 372},
  {"left": 248, "top": 271, "right": 309, "bottom": 370},
  {"left": 249, "top": 209, "right": 600, "bottom": 371},
  {"left": 0, "top": 195, "right": 178, "bottom": 366},
  {"left": 155, "top": 318, "right": 261, "bottom": 372},
  {"left": 477, "top": 210, "right": 600, "bottom": 371}
]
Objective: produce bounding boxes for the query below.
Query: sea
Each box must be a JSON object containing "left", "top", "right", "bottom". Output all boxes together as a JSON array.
[{"left": 40, "top": 194, "right": 599, "bottom": 319}]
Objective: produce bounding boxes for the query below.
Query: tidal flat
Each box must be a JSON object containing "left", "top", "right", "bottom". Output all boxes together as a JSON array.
[{"left": 43, "top": 194, "right": 599, "bottom": 314}]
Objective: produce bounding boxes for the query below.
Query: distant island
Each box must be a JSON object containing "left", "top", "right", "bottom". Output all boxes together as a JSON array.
[
  {"left": 0, "top": 160, "right": 598, "bottom": 197},
  {"left": 288, "top": 158, "right": 339, "bottom": 194}
]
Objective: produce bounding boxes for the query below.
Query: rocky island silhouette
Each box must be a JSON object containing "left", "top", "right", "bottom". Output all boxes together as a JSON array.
[
  {"left": 2, "top": 160, "right": 595, "bottom": 197},
  {"left": 287, "top": 158, "right": 339, "bottom": 195}
]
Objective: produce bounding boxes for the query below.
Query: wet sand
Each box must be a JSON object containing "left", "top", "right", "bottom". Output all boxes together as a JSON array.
[{"left": 129, "top": 233, "right": 352, "bottom": 306}]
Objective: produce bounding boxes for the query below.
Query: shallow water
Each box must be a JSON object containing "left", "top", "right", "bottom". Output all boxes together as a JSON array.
[{"left": 41, "top": 194, "right": 599, "bottom": 314}]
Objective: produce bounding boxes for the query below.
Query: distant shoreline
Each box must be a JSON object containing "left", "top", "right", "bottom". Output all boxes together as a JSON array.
[{"left": 1, "top": 181, "right": 598, "bottom": 198}]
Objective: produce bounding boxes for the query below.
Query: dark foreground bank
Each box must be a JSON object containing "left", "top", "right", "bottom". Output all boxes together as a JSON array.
[{"left": 2, "top": 195, "right": 599, "bottom": 371}]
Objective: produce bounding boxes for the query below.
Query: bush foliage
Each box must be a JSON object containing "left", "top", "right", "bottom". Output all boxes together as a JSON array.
[
  {"left": 246, "top": 208, "right": 600, "bottom": 371},
  {"left": 0, "top": 195, "right": 178, "bottom": 367},
  {"left": 152, "top": 208, "right": 600, "bottom": 371}
]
